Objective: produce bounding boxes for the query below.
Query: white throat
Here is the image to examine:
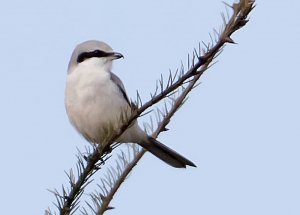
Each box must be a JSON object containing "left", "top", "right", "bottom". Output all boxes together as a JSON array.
[{"left": 79, "top": 57, "right": 112, "bottom": 73}]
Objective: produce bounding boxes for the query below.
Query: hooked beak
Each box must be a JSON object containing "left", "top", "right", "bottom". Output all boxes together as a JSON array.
[{"left": 109, "top": 52, "right": 124, "bottom": 60}]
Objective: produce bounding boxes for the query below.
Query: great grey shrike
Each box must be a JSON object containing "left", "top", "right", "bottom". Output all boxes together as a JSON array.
[{"left": 65, "top": 40, "right": 196, "bottom": 168}]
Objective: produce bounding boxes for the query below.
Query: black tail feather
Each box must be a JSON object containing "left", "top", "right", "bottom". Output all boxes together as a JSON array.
[{"left": 139, "top": 136, "right": 196, "bottom": 168}]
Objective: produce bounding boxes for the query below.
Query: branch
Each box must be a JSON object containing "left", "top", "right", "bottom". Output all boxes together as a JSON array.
[
  {"left": 95, "top": 0, "right": 256, "bottom": 214},
  {"left": 45, "top": 0, "right": 255, "bottom": 214}
]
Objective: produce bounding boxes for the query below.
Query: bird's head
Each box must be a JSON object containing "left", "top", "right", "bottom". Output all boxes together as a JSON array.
[{"left": 68, "top": 40, "right": 123, "bottom": 74}]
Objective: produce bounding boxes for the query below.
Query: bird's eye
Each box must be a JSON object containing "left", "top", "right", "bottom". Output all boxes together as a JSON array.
[
  {"left": 77, "top": 50, "right": 108, "bottom": 63},
  {"left": 93, "top": 50, "right": 107, "bottom": 57},
  {"left": 93, "top": 50, "right": 100, "bottom": 54}
]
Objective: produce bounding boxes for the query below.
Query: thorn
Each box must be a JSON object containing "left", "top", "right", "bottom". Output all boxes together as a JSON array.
[
  {"left": 239, "top": 19, "right": 249, "bottom": 27},
  {"left": 224, "top": 37, "right": 236, "bottom": 44},
  {"left": 163, "top": 127, "right": 169, "bottom": 131},
  {"left": 106, "top": 206, "right": 115, "bottom": 211},
  {"left": 100, "top": 194, "right": 106, "bottom": 201},
  {"left": 222, "top": 1, "right": 233, "bottom": 8}
]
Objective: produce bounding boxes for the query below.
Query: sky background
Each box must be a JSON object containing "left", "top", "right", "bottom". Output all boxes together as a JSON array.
[{"left": 0, "top": 0, "right": 299, "bottom": 214}]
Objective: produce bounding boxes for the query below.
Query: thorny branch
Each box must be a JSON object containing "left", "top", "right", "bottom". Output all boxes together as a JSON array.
[
  {"left": 45, "top": 1, "right": 255, "bottom": 214},
  {"left": 96, "top": 1, "right": 255, "bottom": 214}
]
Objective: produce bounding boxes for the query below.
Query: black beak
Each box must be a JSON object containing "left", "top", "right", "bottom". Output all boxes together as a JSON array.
[{"left": 109, "top": 52, "right": 124, "bottom": 60}]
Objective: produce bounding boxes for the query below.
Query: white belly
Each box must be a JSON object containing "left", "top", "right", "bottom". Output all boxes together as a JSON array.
[{"left": 65, "top": 62, "right": 146, "bottom": 146}]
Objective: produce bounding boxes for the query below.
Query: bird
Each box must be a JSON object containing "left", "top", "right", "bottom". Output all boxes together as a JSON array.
[{"left": 65, "top": 40, "right": 196, "bottom": 168}]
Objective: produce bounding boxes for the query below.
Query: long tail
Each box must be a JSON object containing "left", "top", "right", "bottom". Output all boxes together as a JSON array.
[{"left": 139, "top": 136, "right": 196, "bottom": 168}]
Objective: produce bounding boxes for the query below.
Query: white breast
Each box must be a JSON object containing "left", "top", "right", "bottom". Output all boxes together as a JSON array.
[{"left": 65, "top": 59, "right": 131, "bottom": 144}]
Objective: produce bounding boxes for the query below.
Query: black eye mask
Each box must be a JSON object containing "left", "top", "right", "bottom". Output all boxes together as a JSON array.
[{"left": 77, "top": 50, "right": 111, "bottom": 63}]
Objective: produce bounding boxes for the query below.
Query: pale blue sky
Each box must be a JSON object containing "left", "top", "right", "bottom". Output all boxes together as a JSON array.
[{"left": 0, "top": 1, "right": 299, "bottom": 214}]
